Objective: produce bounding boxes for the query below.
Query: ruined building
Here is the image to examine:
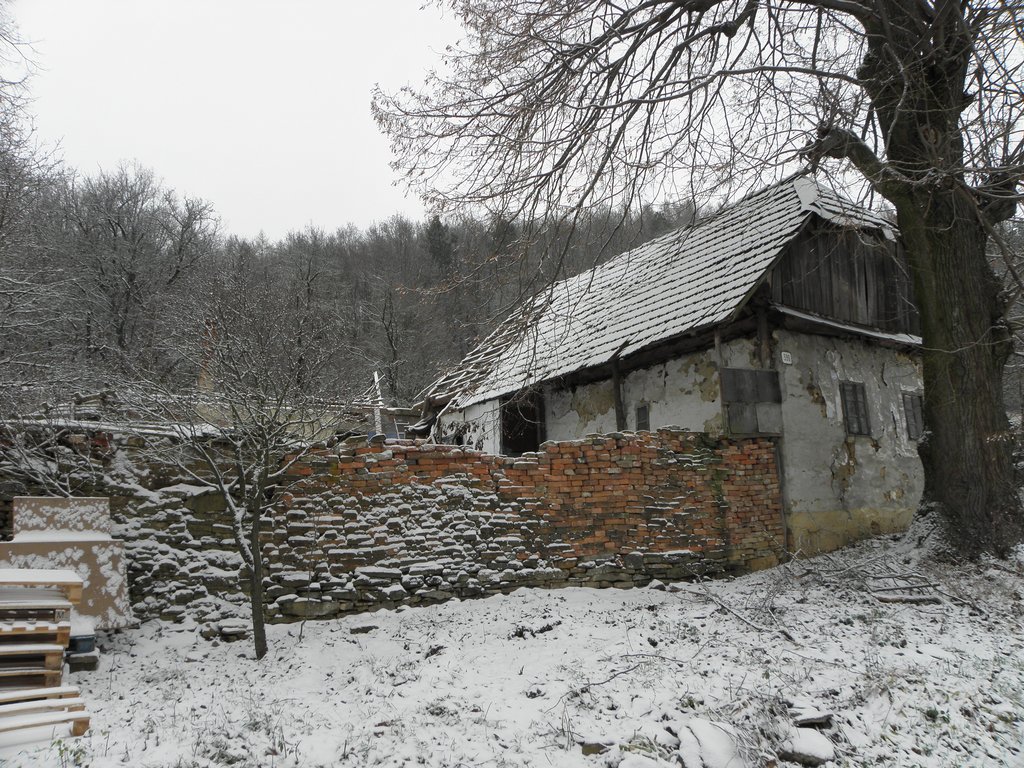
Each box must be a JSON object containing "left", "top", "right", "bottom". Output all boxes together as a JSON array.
[{"left": 418, "top": 176, "right": 924, "bottom": 554}]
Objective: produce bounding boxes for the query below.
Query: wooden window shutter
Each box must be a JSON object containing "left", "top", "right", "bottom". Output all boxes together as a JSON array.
[{"left": 902, "top": 392, "right": 924, "bottom": 441}]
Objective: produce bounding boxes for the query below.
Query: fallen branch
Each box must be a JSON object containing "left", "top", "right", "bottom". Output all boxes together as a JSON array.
[
  {"left": 874, "top": 594, "right": 942, "bottom": 604},
  {"left": 869, "top": 582, "right": 940, "bottom": 593},
  {"left": 931, "top": 587, "right": 987, "bottom": 616},
  {"left": 677, "top": 585, "right": 797, "bottom": 643}
]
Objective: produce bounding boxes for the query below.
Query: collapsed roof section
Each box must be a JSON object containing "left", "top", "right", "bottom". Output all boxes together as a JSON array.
[{"left": 427, "top": 175, "right": 898, "bottom": 411}]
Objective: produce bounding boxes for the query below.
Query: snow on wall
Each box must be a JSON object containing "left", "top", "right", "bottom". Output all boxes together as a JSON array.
[
  {"left": 108, "top": 479, "right": 248, "bottom": 625},
  {"left": 0, "top": 497, "right": 134, "bottom": 630},
  {"left": 11, "top": 496, "right": 113, "bottom": 535},
  {"left": 0, "top": 431, "right": 783, "bottom": 627}
]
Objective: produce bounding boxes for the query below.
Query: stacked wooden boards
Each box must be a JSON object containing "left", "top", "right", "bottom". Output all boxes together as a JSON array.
[{"left": 0, "top": 569, "right": 89, "bottom": 737}]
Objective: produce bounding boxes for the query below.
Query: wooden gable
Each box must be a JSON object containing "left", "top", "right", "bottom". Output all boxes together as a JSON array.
[{"left": 766, "top": 222, "right": 919, "bottom": 335}]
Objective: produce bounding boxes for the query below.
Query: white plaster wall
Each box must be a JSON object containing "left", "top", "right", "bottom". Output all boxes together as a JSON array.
[
  {"left": 545, "top": 337, "right": 760, "bottom": 439},
  {"left": 773, "top": 328, "right": 923, "bottom": 551},
  {"left": 435, "top": 400, "right": 501, "bottom": 454}
]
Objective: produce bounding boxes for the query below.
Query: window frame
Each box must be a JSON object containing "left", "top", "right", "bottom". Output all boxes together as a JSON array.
[
  {"left": 635, "top": 403, "right": 650, "bottom": 432},
  {"left": 839, "top": 381, "right": 871, "bottom": 437},
  {"left": 499, "top": 390, "right": 546, "bottom": 456},
  {"left": 902, "top": 391, "right": 924, "bottom": 441}
]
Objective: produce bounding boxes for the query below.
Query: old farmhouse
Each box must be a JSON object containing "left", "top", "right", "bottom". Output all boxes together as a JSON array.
[{"left": 418, "top": 176, "right": 925, "bottom": 554}]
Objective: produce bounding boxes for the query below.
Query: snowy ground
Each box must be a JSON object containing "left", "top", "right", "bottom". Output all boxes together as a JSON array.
[{"left": 1, "top": 534, "right": 1022, "bottom": 768}]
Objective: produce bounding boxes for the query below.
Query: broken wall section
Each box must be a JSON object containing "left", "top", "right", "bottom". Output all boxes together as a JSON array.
[{"left": 264, "top": 430, "right": 785, "bottom": 621}]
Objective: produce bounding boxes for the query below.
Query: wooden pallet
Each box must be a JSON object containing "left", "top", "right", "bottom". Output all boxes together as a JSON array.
[
  {"left": 0, "top": 643, "right": 66, "bottom": 671},
  {"left": 0, "top": 619, "right": 71, "bottom": 647},
  {"left": 0, "top": 569, "right": 89, "bottom": 737},
  {"left": 0, "top": 570, "right": 83, "bottom": 605},
  {"left": 0, "top": 685, "right": 80, "bottom": 705},
  {"left": 0, "top": 670, "right": 64, "bottom": 690},
  {"left": 0, "top": 595, "right": 73, "bottom": 625},
  {"left": 0, "top": 703, "right": 90, "bottom": 737}
]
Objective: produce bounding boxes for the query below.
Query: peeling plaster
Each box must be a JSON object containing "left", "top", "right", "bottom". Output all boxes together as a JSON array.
[
  {"left": 830, "top": 439, "right": 858, "bottom": 499},
  {"left": 570, "top": 383, "right": 616, "bottom": 424},
  {"left": 437, "top": 400, "right": 501, "bottom": 454},
  {"left": 775, "top": 329, "right": 922, "bottom": 554},
  {"left": 703, "top": 413, "right": 724, "bottom": 436},
  {"left": 693, "top": 358, "right": 719, "bottom": 402}
]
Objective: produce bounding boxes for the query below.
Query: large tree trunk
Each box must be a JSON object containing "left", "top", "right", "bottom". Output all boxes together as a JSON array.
[
  {"left": 855, "top": 2, "right": 1024, "bottom": 557},
  {"left": 897, "top": 190, "right": 1023, "bottom": 557},
  {"left": 249, "top": 507, "right": 268, "bottom": 659}
]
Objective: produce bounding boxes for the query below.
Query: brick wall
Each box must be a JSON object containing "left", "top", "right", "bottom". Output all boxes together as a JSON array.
[
  {"left": 263, "top": 430, "right": 784, "bottom": 621},
  {"left": 0, "top": 428, "right": 785, "bottom": 627}
]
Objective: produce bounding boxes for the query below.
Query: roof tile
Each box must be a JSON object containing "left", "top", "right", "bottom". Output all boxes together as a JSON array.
[{"left": 430, "top": 177, "right": 890, "bottom": 408}]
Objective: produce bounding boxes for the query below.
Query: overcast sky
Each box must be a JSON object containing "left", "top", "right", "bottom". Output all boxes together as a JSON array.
[{"left": 11, "top": 0, "right": 461, "bottom": 239}]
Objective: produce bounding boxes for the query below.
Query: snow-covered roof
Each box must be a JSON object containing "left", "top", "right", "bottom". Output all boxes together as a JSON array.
[{"left": 430, "top": 176, "right": 895, "bottom": 409}]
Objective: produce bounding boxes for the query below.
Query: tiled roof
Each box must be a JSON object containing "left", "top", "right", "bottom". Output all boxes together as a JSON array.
[{"left": 429, "top": 176, "right": 893, "bottom": 409}]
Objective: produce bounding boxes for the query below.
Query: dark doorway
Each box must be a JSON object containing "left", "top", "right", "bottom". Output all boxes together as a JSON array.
[{"left": 500, "top": 390, "right": 546, "bottom": 455}]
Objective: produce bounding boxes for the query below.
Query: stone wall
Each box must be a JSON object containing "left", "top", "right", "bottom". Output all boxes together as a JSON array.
[
  {"left": 0, "top": 429, "right": 786, "bottom": 627},
  {"left": 262, "top": 430, "right": 784, "bottom": 621},
  {"left": 0, "top": 434, "right": 250, "bottom": 625}
]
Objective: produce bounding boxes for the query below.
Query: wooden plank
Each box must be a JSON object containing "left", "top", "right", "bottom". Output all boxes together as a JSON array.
[
  {"left": 0, "top": 686, "right": 78, "bottom": 705},
  {"left": 0, "top": 571, "right": 83, "bottom": 606},
  {"left": 0, "top": 570, "right": 82, "bottom": 588},
  {"left": 0, "top": 598, "right": 73, "bottom": 611},
  {"left": 0, "top": 652, "right": 64, "bottom": 673},
  {"left": 0, "top": 643, "right": 65, "bottom": 672},
  {"left": 0, "top": 598, "right": 74, "bottom": 625},
  {"left": 0, "top": 585, "right": 68, "bottom": 600},
  {"left": 0, "top": 708, "right": 90, "bottom": 736},
  {"left": 0, "top": 620, "right": 69, "bottom": 634},
  {"left": 0, "top": 644, "right": 64, "bottom": 656},
  {"left": 0, "top": 697, "right": 85, "bottom": 717},
  {"left": 0, "top": 669, "right": 63, "bottom": 685},
  {"left": 0, "top": 624, "right": 70, "bottom": 647}
]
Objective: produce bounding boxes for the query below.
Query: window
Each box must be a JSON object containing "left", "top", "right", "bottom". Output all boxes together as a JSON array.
[
  {"left": 635, "top": 403, "right": 650, "bottom": 432},
  {"left": 720, "top": 368, "right": 782, "bottom": 435},
  {"left": 500, "top": 391, "right": 545, "bottom": 455},
  {"left": 840, "top": 381, "right": 871, "bottom": 436},
  {"left": 903, "top": 392, "right": 924, "bottom": 441}
]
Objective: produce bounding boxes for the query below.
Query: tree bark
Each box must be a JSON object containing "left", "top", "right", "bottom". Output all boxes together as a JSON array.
[
  {"left": 855, "top": 2, "right": 1024, "bottom": 557},
  {"left": 249, "top": 506, "right": 268, "bottom": 659},
  {"left": 897, "top": 190, "right": 1023, "bottom": 557}
]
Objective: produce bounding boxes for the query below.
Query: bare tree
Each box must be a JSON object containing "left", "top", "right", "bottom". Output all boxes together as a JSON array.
[
  {"left": 129, "top": 240, "right": 353, "bottom": 659},
  {"left": 56, "top": 163, "right": 219, "bottom": 380},
  {"left": 374, "top": 0, "right": 1024, "bottom": 557}
]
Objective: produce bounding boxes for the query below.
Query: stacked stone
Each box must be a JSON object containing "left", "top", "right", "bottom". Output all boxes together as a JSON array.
[
  {"left": 110, "top": 483, "right": 245, "bottom": 623},
  {"left": 3, "top": 429, "right": 785, "bottom": 624},
  {"left": 260, "top": 429, "right": 785, "bottom": 622}
]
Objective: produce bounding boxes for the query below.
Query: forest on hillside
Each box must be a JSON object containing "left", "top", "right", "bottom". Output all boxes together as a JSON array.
[{"left": 0, "top": 144, "right": 694, "bottom": 419}]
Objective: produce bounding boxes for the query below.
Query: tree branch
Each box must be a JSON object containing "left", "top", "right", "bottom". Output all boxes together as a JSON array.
[{"left": 802, "top": 124, "right": 906, "bottom": 197}]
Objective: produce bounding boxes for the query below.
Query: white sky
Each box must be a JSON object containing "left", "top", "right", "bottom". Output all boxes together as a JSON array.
[{"left": 11, "top": 0, "right": 462, "bottom": 239}]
